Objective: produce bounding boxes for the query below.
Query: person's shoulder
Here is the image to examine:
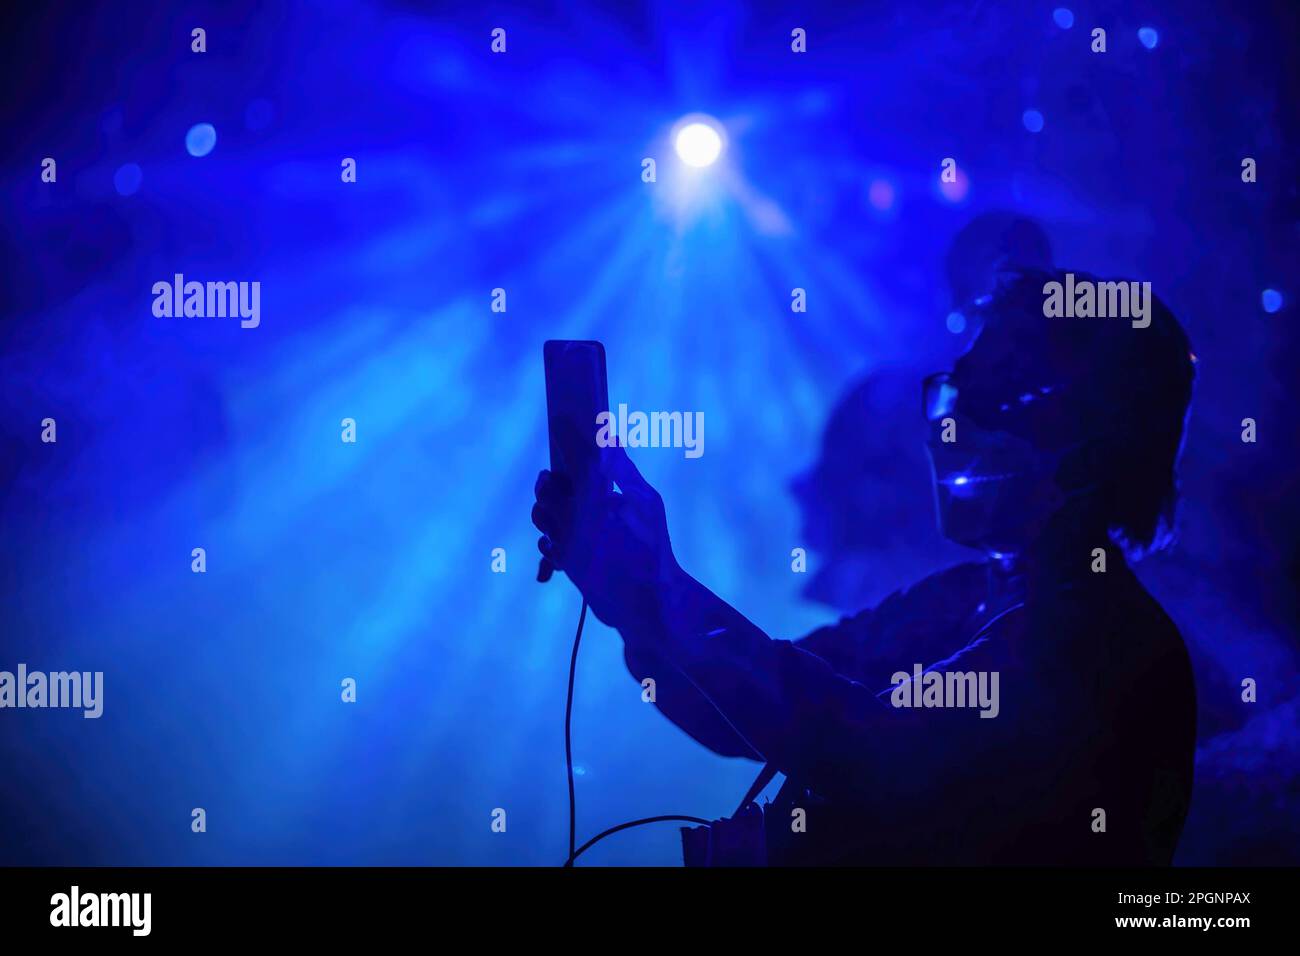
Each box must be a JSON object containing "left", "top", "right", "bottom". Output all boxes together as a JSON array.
[
  {"left": 888, "top": 560, "right": 988, "bottom": 610},
  {"left": 1042, "top": 564, "right": 1194, "bottom": 693},
  {"left": 1082, "top": 565, "right": 1187, "bottom": 654}
]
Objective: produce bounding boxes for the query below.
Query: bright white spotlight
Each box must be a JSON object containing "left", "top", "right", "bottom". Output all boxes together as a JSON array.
[{"left": 674, "top": 118, "right": 723, "bottom": 168}]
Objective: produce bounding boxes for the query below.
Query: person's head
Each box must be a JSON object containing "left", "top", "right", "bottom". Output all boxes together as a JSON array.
[{"left": 924, "top": 268, "right": 1195, "bottom": 560}]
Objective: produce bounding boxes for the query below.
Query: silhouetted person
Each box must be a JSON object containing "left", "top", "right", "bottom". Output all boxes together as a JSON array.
[
  {"left": 533, "top": 268, "right": 1197, "bottom": 865},
  {"left": 790, "top": 368, "right": 960, "bottom": 612},
  {"left": 946, "top": 211, "right": 1055, "bottom": 311}
]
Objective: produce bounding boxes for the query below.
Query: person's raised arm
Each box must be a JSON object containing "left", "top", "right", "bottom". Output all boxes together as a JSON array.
[{"left": 532, "top": 445, "right": 940, "bottom": 789}]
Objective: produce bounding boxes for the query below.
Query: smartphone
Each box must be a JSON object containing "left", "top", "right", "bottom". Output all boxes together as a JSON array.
[{"left": 543, "top": 340, "right": 613, "bottom": 499}]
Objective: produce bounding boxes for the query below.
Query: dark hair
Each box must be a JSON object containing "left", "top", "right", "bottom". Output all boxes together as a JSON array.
[{"left": 965, "top": 268, "right": 1196, "bottom": 559}]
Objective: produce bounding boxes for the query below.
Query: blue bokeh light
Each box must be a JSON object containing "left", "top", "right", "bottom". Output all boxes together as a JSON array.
[
  {"left": 1262, "top": 288, "right": 1283, "bottom": 313},
  {"left": 1053, "top": 8, "right": 1074, "bottom": 29},
  {"left": 185, "top": 122, "right": 217, "bottom": 157},
  {"left": 1138, "top": 27, "right": 1159, "bottom": 49},
  {"left": 113, "top": 162, "right": 142, "bottom": 196},
  {"left": 946, "top": 311, "right": 967, "bottom": 334},
  {"left": 1022, "top": 109, "right": 1045, "bottom": 133}
]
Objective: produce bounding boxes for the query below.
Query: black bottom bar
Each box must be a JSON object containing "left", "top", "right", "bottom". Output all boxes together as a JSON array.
[{"left": 0, "top": 866, "right": 1281, "bottom": 942}]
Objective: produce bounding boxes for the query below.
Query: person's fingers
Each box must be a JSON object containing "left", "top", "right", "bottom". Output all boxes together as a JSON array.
[
  {"left": 539, "top": 530, "right": 565, "bottom": 562},
  {"left": 600, "top": 444, "right": 655, "bottom": 500},
  {"left": 537, "top": 536, "right": 556, "bottom": 582},
  {"left": 536, "top": 468, "right": 573, "bottom": 498},
  {"left": 531, "top": 501, "right": 558, "bottom": 537}
]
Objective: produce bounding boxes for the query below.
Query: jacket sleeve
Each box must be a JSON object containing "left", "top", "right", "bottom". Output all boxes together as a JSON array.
[
  {"left": 619, "top": 570, "right": 981, "bottom": 800},
  {"left": 621, "top": 641, "right": 764, "bottom": 759}
]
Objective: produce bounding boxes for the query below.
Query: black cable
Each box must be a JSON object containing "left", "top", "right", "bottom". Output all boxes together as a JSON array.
[
  {"left": 564, "top": 815, "right": 711, "bottom": 866},
  {"left": 564, "top": 599, "right": 588, "bottom": 865},
  {"left": 561, "top": 598, "right": 710, "bottom": 867}
]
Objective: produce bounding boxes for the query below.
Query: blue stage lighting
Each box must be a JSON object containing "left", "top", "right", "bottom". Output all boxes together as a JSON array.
[{"left": 674, "top": 117, "right": 724, "bottom": 168}]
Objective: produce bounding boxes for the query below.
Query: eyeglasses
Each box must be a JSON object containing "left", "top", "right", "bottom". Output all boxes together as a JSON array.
[
  {"left": 922, "top": 373, "right": 960, "bottom": 423},
  {"left": 922, "top": 372, "right": 1061, "bottom": 425}
]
